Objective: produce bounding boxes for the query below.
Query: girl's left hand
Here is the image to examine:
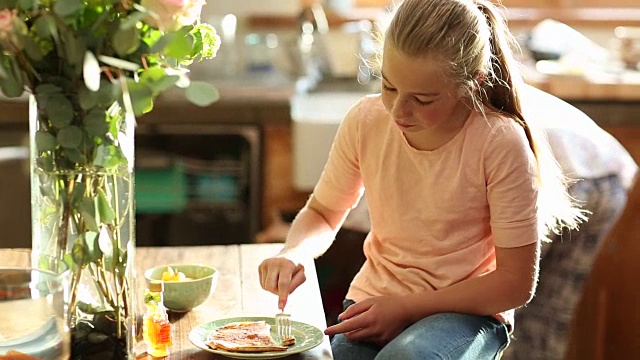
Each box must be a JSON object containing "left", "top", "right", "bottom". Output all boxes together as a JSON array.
[{"left": 323, "top": 296, "right": 411, "bottom": 345}]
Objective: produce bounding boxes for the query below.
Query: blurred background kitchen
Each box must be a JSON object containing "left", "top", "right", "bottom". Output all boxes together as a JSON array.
[{"left": 1, "top": 0, "right": 639, "bottom": 358}]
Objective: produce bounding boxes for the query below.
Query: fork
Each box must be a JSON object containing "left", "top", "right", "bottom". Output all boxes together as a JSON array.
[{"left": 275, "top": 311, "right": 292, "bottom": 344}]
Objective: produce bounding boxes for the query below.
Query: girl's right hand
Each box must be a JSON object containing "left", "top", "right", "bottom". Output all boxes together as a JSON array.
[{"left": 258, "top": 256, "right": 306, "bottom": 310}]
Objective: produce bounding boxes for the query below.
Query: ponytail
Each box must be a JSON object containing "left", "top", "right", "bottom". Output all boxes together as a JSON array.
[{"left": 476, "top": 0, "right": 587, "bottom": 237}]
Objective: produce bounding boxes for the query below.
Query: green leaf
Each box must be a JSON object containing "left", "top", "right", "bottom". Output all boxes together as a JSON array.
[
  {"left": 63, "top": 253, "right": 77, "bottom": 273},
  {"left": 53, "top": 0, "right": 83, "bottom": 17},
  {"left": 84, "top": 231, "right": 102, "bottom": 263},
  {"left": 98, "top": 55, "right": 140, "bottom": 72},
  {"left": 140, "top": 67, "right": 178, "bottom": 95},
  {"left": 61, "top": 32, "right": 86, "bottom": 68},
  {"left": 85, "top": 108, "right": 108, "bottom": 137},
  {"left": 17, "top": 0, "right": 34, "bottom": 10},
  {"left": 35, "top": 84, "right": 63, "bottom": 94},
  {"left": 71, "top": 181, "right": 86, "bottom": 207},
  {"left": 79, "top": 85, "right": 98, "bottom": 109},
  {"left": 0, "top": 54, "right": 24, "bottom": 97},
  {"left": 35, "top": 131, "right": 57, "bottom": 152},
  {"left": 185, "top": 81, "right": 219, "bottom": 107},
  {"left": 83, "top": 51, "right": 101, "bottom": 92},
  {"left": 47, "top": 94, "right": 74, "bottom": 128},
  {"left": 57, "top": 126, "right": 83, "bottom": 148},
  {"left": 124, "top": 81, "right": 153, "bottom": 116},
  {"left": 94, "top": 144, "right": 125, "bottom": 168},
  {"left": 20, "top": 34, "right": 43, "bottom": 62},
  {"left": 71, "top": 238, "right": 88, "bottom": 266},
  {"left": 113, "top": 26, "right": 140, "bottom": 56},
  {"left": 36, "top": 156, "right": 54, "bottom": 172},
  {"left": 80, "top": 197, "right": 100, "bottom": 232},
  {"left": 64, "top": 147, "right": 86, "bottom": 164},
  {"left": 96, "top": 80, "right": 120, "bottom": 107},
  {"left": 97, "top": 189, "right": 115, "bottom": 224},
  {"left": 33, "top": 16, "right": 53, "bottom": 38},
  {"left": 164, "top": 32, "right": 194, "bottom": 60}
]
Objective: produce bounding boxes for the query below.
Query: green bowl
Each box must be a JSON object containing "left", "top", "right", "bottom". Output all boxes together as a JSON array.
[{"left": 144, "top": 264, "right": 219, "bottom": 312}]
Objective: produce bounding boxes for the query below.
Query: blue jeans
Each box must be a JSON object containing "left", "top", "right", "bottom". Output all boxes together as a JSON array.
[{"left": 331, "top": 300, "right": 509, "bottom": 360}]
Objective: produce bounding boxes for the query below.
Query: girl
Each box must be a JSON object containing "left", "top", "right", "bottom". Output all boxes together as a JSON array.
[{"left": 259, "top": 0, "right": 585, "bottom": 358}]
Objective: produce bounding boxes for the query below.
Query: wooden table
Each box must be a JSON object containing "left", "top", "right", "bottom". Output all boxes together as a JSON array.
[
  {"left": 0, "top": 244, "right": 333, "bottom": 359},
  {"left": 135, "top": 244, "right": 333, "bottom": 359}
]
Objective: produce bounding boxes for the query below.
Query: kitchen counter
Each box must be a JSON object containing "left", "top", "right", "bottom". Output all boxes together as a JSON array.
[{"left": 2, "top": 68, "right": 640, "bottom": 128}]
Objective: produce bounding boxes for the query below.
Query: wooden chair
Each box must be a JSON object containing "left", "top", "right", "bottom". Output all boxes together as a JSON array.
[{"left": 567, "top": 175, "right": 640, "bottom": 359}]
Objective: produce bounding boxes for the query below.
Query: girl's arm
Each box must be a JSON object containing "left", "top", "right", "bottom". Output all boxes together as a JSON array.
[
  {"left": 259, "top": 195, "right": 350, "bottom": 309},
  {"left": 325, "top": 242, "right": 539, "bottom": 343},
  {"left": 279, "top": 195, "right": 350, "bottom": 261},
  {"left": 401, "top": 241, "right": 540, "bottom": 322}
]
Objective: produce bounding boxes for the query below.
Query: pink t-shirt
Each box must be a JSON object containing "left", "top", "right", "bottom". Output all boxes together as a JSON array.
[{"left": 313, "top": 94, "right": 539, "bottom": 325}]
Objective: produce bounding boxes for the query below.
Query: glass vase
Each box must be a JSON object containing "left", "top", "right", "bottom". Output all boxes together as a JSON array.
[{"left": 29, "top": 92, "right": 136, "bottom": 359}]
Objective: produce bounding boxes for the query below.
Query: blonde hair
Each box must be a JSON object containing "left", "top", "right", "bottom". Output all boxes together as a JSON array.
[{"left": 377, "top": 0, "right": 586, "bottom": 238}]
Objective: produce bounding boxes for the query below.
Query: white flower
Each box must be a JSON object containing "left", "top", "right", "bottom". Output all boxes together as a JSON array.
[{"left": 141, "top": 0, "right": 207, "bottom": 32}]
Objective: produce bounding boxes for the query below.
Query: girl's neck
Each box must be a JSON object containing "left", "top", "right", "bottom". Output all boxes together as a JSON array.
[{"left": 404, "top": 103, "right": 472, "bottom": 151}]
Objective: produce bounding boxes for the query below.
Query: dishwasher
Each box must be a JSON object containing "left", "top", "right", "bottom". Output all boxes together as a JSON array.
[{"left": 135, "top": 123, "right": 262, "bottom": 246}]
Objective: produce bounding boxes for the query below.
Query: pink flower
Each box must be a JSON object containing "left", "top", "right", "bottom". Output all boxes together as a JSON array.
[
  {"left": 0, "top": 9, "right": 18, "bottom": 48},
  {"left": 0, "top": 9, "right": 16, "bottom": 38},
  {"left": 141, "top": 0, "right": 207, "bottom": 32}
]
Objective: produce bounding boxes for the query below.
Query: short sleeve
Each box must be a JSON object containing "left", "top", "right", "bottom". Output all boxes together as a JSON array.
[
  {"left": 313, "top": 99, "right": 365, "bottom": 212},
  {"left": 484, "top": 120, "right": 539, "bottom": 248}
]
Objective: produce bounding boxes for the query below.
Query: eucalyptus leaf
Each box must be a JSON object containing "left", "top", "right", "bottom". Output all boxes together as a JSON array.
[
  {"left": 96, "top": 79, "right": 121, "bottom": 106},
  {"left": 83, "top": 51, "right": 101, "bottom": 92},
  {"left": 97, "top": 189, "right": 115, "bottom": 224},
  {"left": 123, "top": 81, "right": 153, "bottom": 116},
  {"left": 35, "top": 156, "right": 54, "bottom": 172},
  {"left": 63, "top": 253, "right": 77, "bottom": 273},
  {"left": 164, "top": 32, "right": 194, "bottom": 60},
  {"left": 33, "top": 15, "right": 53, "bottom": 38},
  {"left": 0, "top": 54, "right": 24, "bottom": 97},
  {"left": 94, "top": 144, "right": 125, "bottom": 168},
  {"left": 20, "top": 34, "right": 43, "bottom": 62},
  {"left": 85, "top": 108, "right": 108, "bottom": 137},
  {"left": 185, "top": 81, "right": 219, "bottom": 107},
  {"left": 35, "top": 84, "right": 63, "bottom": 94},
  {"left": 71, "top": 238, "right": 88, "bottom": 266},
  {"left": 140, "top": 67, "right": 178, "bottom": 95},
  {"left": 80, "top": 197, "right": 100, "bottom": 232},
  {"left": 35, "top": 131, "right": 57, "bottom": 152},
  {"left": 57, "top": 126, "right": 83, "bottom": 148},
  {"left": 47, "top": 94, "right": 74, "bottom": 127},
  {"left": 62, "top": 32, "right": 86, "bottom": 68},
  {"left": 17, "top": 0, "right": 33, "bottom": 11},
  {"left": 84, "top": 231, "right": 102, "bottom": 263},
  {"left": 64, "top": 147, "right": 86, "bottom": 163},
  {"left": 71, "top": 181, "right": 86, "bottom": 207},
  {"left": 53, "top": 0, "right": 83, "bottom": 17},
  {"left": 0, "top": 78, "right": 24, "bottom": 98},
  {"left": 79, "top": 85, "right": 98, "bottom": 109},
  {"left": 113, "top": 26, "right": 140, "bottom": 56}
]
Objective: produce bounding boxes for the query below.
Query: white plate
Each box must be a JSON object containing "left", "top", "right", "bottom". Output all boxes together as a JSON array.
[{"left": 189, "top": 316, "right": 324, "bottom": 359}]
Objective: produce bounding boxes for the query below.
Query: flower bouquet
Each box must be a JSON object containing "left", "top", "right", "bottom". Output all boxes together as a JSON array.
[{"left": 0, "top": 0, "right": 221, "bottom": 358}]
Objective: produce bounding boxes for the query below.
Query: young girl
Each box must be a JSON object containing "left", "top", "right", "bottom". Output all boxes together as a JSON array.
[{"left": 259, "top": 0, "right": 585, "bottom": 358}]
